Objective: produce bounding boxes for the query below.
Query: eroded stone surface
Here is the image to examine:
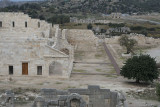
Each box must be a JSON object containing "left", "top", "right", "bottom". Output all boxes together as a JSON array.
[{"left": 32, "top": 85, "right": 127, "bottom": 107}]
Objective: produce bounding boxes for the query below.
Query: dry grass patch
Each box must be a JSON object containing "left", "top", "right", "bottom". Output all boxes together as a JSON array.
[{"left": 73, "top": 69, "right": 87, "bottom": 73}]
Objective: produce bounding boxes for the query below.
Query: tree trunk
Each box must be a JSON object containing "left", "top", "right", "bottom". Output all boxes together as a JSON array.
[
  {"left": 126, "top": 48, "right": 130, "bottom": 54},
  {"left": 126, "top": 50, "right": 130, "bottom": 54}
]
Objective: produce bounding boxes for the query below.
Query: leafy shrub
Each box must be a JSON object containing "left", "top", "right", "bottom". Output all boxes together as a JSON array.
[
  {"left": 108, "top": 23, "right": 125, "bottom": 28},
  {"left": 121, "top": 54, "right": 159, "bottom": 83},
  {"left": 87, "top": 24, "right": 93, "bottom": 29}
]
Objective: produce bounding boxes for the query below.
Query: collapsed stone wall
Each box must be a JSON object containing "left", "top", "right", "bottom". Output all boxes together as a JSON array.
[
  {"left": 0, "top": 86, "right": 127, "bottom": 107},
  {"left": 32, "top": 85, "right": 127, "bottom": 107}
]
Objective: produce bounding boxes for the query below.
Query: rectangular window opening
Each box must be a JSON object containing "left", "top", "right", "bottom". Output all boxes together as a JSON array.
[
  {"left": 25, "top": 21, "right": 27, "bottom": 28},
  {"left": 0, "top": 21, "right": 2, "bottom": 27},
  {"left": 38, "top": 22, "right": 40, "bottom": 28},
  {"left": 37, "top": 66, "right": 42, "bottom": 75},
  {"left": 9, "top": 66, "right": 13, "bottom": 75},
  {"left": 12, "top": 21, "right": 15, "bottom": 27},
  {"left": 52, "top": 23, "right": 53, "bottom": 27}
]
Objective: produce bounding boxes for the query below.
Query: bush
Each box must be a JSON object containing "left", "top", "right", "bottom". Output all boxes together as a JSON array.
[
  {"left": 87, "top": 24, "right": 93, "bottom": 29},
  {"left": 39, "top": 15, "right": 45, "bottom": 20},
  {"left": 140, "top": 29, "right": 148, "bottom": 36},
  {"left": 120, "top": 54, "right": 159, "bottom": 83},
  {"left": 108, "top": 23, "right": 125, "bottom": 28},
  {"left": 130, "top": 26, "right": 146, "bottom": 31},
  {"left": 47, "top": 15, "right": 70, "bottom": 24}
]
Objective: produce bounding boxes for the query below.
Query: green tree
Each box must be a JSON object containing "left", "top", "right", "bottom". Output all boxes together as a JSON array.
[
  {"left": 47, "top": 15, "right": 70, "bottom": 24},
  {"left": 120, "top": 54, "right": 159, "bottom": 83},
  {"left": 87, "top": 24, "right": 93, "bottom": 29},
  {"left": 109, "top": 23, "right": 125, "bottom": 28},
  {"left": 119, "top": 35, "right": 137, "bottom": 54},
  {"left": 39, "top": 15, "right": 45, "bottom": 20},
  {"left": 141, "top": 29, "right": 148, "bottom": 36}
]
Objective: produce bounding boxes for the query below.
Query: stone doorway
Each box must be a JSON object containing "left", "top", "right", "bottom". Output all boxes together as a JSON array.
[
  {"left": 22, "top": 63, "right": 28, "bottom": 75},
  {"left": 70, "top": 99, "right": 80, "bottom": 107},
  {"left": 66, "top": 93, "right": 86, "bottom": 107}
]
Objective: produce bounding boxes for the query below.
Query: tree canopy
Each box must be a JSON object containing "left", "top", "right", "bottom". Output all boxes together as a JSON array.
[
  {"left": 119, "top": 35, "right": 137, "bottom": 54},
  {"left": 87, "top": 24, "right": 93, "bottom": 29},
  {"left": 120, "top": 54, "right": 159, "bottom": 83}
]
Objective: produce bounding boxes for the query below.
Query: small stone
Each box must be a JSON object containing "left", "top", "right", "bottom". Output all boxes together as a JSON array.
[{"left": 25, "top": 97, "right": 29, "bottom": 101}]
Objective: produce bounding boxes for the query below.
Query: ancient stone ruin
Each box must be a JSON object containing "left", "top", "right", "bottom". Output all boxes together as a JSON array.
[
  {"left": 32, "top": 85, "right": 127, "bottom": 107},
  {"left": 1, "top": 90, "right": 14, "bottom": 107},
  {"left": 0, "top": 86, "right": 127, "bottom": 107},
  {"left": 0, "top": 12, "right": 74, "bottom": 78}
]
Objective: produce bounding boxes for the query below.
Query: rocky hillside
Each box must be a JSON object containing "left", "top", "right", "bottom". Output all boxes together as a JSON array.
[
  {"left": 1, "top": 0, "right": 160, "bottom": 14},
  {"left": 0, "top": 0, "right": 160, "bottom": 23},
  {"left": 43, "top": 0, "right": 160, "bottom": 14}
]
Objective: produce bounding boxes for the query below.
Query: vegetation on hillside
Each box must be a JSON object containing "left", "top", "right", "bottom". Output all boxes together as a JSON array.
[
  {"left": 117, "top": 0, "right": 160, "bottom": 13},
  {"left": 127, "top": 23, "right": 160, "bottom": 38},
  {"left": 0, "top": 3, "right": 70, "bottom": 24},
  {"left": 1, "top": 0, "right": 160, "bottom": 21}
]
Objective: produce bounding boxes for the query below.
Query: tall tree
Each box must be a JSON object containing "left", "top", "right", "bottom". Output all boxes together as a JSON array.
[
  {"left": 120, "top": 54, "right": 159, "bottom": 83},
  {"left": 119, "top": 35, "right": 137, "bottom": 54}
]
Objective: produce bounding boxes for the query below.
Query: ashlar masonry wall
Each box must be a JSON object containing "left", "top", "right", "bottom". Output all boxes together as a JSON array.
[{"left": 0, "top": 12, "right": 73, "bottom": 78}]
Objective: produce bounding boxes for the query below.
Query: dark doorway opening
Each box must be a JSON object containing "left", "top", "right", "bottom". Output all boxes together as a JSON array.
[{"left": 70, "top": 99, "right": 80, "bottom": 107}]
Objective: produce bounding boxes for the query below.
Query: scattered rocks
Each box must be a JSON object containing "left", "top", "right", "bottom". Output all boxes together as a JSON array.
[
  {"left": 0, "top": 88, "right": 40, "bottom": 104},
  {"left": 126, "top": 88, "right": 158, "bottom": 101}
]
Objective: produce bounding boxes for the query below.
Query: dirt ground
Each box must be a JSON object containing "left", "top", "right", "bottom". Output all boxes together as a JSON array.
[
  {"left": 0, "top": 42, "right": 160, "bottom": 107},
  {"left": 146, "top": 45, "right": 160, "bottom": 63}
]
